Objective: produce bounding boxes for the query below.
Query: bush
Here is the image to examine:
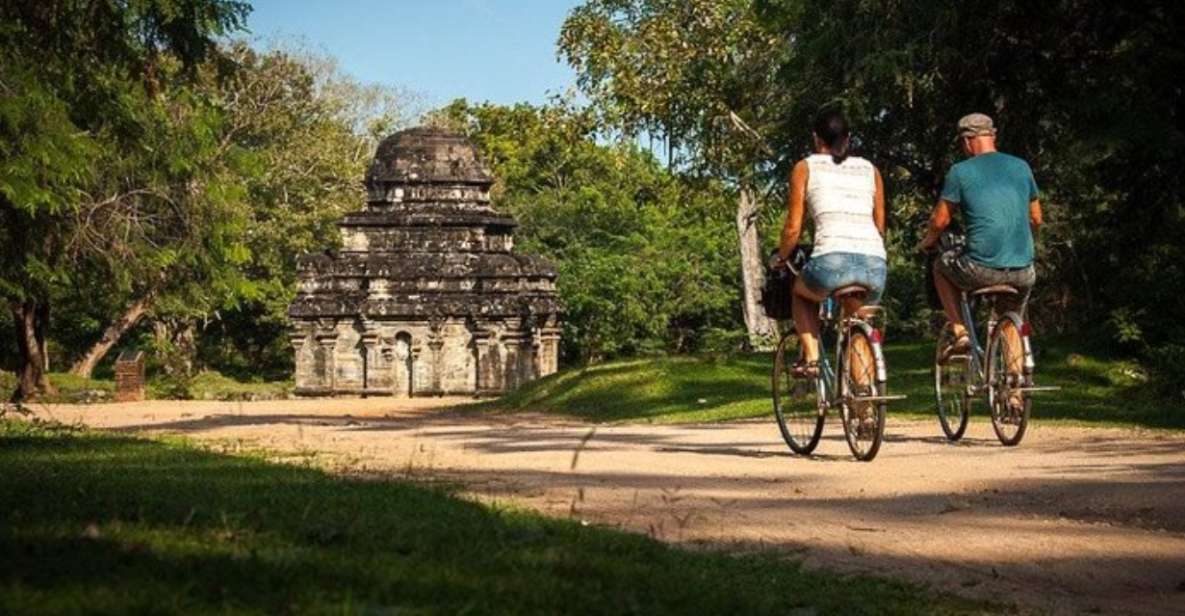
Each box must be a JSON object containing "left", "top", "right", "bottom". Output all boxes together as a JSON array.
[{"left": 1148, "top": 343, "right": 1185, "bottom": 401}]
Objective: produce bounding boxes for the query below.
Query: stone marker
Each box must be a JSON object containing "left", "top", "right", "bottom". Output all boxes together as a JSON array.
[
  {"left": 288, "top": 127, "right": 563, "bottom": 397},
  {"left": 113, "top": 350, "right": 145, "bottom": 402}
]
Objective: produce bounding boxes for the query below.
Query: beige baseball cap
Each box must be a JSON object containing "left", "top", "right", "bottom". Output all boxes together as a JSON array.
[{"left": 957, "top": 113, "right": 996, "bottom": 138}]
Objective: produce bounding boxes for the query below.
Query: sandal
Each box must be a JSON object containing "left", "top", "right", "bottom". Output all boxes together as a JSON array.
[
  {"left": 791, "top": 359, "right": 821, "bottom": 379},
  {"left": 941, "top": 332, "right": 971, "bottom": 362}
]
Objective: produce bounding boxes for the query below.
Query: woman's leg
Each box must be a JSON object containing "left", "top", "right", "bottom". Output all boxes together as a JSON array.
[{"left": 792, "top": 278, "right": 825, "bottom": 362}]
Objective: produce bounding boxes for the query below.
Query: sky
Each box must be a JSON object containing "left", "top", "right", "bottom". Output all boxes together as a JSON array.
[{"left": 244, "top": 0, "right": 582, "bottom": 109}]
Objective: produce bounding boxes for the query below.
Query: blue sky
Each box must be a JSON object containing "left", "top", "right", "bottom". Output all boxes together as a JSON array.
[{"left": 244, "top": 0, "right": 581, "bottom": 108}]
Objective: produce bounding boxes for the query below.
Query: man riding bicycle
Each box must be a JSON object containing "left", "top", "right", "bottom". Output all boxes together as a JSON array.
[{"left": 918, "top": 113, "right": 1043, "bottom": 355}]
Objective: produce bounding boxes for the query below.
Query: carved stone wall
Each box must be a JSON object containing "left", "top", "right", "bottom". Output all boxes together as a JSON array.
[{"left": 288, "top": 127, "right": 562, "bottom": 396}]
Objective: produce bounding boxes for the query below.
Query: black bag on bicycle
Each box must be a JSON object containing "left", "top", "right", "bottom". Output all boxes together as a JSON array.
[{"left": 761, "top": 245, "right": 810, "bottom": 320}]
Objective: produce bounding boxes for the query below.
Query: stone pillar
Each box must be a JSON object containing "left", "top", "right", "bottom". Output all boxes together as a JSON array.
[
  {"left": 498, "top": 320, "right": 531, "bottom": 391},
  {"left": 289, "top": 323, "right": 312, "bottom": 391},
  {"left": 409, "top": 337, "right": 424, "bottom": 394},
  {"left": 470, "top": 324, "right": 499, "bottom": 395},
  {"left": 360, "top": 324, "right": 381, "bottom": 394},
  {"left": 540, "top": 317, "right": 561, "bottom": 376},
  {"left": 427, "top": 318, "right": 444, "bottom": 395},
  {"left": 314, "top": 322, "right": 339, "bottom": 393}
]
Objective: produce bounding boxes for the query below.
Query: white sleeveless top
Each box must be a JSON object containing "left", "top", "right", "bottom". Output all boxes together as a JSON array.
[{"left": 805, "top": 154, "right": 886, "bottom": 259}]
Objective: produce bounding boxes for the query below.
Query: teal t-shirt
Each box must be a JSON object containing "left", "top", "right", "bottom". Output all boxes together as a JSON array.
[{"left": 940, "top": 152, "right": 1038, "bottom": 268}]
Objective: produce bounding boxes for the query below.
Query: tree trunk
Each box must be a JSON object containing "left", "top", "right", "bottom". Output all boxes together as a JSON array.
[
  {"left": 736, "top": 184, "right": 775, "bottom": 350},
  {"left": 11, "top": 300, "right": 55, "bottom": 402},
  {"left": 36, "top": 302, "right": 49, "bottom": 372},
  {"left": 70, "top": 294, "right": 154, "bottom": 378}
]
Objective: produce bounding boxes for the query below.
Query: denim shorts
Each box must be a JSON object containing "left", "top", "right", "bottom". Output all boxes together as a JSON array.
[{"left": 801, "top": 252, "right": 887, "bottom": 303}]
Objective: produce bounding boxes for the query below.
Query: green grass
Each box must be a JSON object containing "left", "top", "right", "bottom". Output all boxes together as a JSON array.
[
  {"left": 179, "top": 370, "right": 293, "bottom": 401},
  {"left": 0, "top": 372, "right": 114, "bottom": 403},
  {"left": 0, "top": 419, "right": 997, "bottom": 615},
  {"left": 481, "top": 340, "right": 1185, "bottom": 430},
  {"left": 0, "top": 370, "right": 292, "bottom": 402}
]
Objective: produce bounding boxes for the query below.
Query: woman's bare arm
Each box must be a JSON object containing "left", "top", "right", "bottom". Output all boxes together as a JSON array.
[{"left": 778, "top": 161, "right": 809, "bottom": 261}]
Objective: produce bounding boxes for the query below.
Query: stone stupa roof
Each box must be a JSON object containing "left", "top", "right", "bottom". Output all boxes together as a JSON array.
[
  {"left": 365, "top": 127, "right": 494, "bottom": 188},
  {"left": 290, "top": 125, "right": 562, "bottom": 321}
]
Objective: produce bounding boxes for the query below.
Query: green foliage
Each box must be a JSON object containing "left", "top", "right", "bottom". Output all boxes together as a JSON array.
[
  {"left": 434, "top": 100, "right": 742, "bottom": 362},
  {"left": 559, "top": 0, "right": 785, "bottom": 178},
  {"left": 0, "top": 0, "right": 254, "bottom": 396},
  {"left": 0, "top": 420, "right": 993, "bottom": 614},
  {"left": 191, "top": 43, "right": 411, "bottom": 377}
]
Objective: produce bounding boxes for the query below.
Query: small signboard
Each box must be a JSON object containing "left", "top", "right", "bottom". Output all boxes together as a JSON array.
[{"left": 114, "top": 350, "right": 145, "bottom": 402}]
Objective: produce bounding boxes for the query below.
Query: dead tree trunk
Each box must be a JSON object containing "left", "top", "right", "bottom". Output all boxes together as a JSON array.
[
  {"left": 70, "top": 294, "right": 153, "bottom": 378},
  {"left": 736, "top": 184, "right": 775, "bottom": 350},
  {"left": 11, "top": 300, "right": 55, "bottom": 401}
]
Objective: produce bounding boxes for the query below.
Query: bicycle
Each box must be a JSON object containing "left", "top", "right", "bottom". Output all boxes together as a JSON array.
[
  {"left": 771, "top": 282, "right": 905, "bottom": 462},
  {"left": 931, "top": 254, "right": 1058, "bottom": 446}
]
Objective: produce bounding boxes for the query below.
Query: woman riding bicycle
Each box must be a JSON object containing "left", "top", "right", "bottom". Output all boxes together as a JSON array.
[{"left": 773, "top": 110, "right": 887, "bottom": 377}]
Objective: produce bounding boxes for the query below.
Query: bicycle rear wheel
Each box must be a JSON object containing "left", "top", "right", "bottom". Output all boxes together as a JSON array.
[
  {"left": 840, "top": 327, "right": 886, "bottom": 461},
  {"left": 934, "top": 323, "right": 971, "bottom": 441},
  {"left": 772, "top": 332, "right": 824, "bottom": 455},
  {"left": 986, "top": 316, "right": 1030, "bottom": 446}
]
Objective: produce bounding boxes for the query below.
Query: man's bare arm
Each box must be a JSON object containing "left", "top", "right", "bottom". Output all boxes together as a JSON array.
[
  {"left": 1029, "top": 198, "right": 1043, "bottom": 240},
  {"left": 918, "top": 199, "right": 954, "bottom": 251}
]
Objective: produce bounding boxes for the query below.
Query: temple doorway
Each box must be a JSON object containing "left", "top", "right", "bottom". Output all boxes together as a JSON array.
[{"left": 393, "top": 332, "right": 413, "bottom": 397}]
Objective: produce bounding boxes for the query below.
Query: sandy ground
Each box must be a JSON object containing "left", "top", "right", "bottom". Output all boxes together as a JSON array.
[{"left": 23, "top": 397, "right": 1185, "bottom": 615}]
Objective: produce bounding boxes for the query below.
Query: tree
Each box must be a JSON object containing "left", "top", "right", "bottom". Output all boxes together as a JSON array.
[
  {"left": 433, "top": 100, "right": 741, "bottom": 361},
  {"left": 188, "top": 43, "right": 413, "bottom": 379},
  {"left": 0, "top": 0, "right": 250, "bottom": 400},
  {"left": 559, "top": 0, "right": 790, "bottom": 349}
]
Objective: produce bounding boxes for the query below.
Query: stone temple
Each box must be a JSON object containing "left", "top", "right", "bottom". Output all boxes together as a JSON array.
[{"left": 288, "top": 127, "right": 562, "bottom": 396}]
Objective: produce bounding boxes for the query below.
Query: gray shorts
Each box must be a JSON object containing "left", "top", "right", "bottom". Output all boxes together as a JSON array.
[{"left": 936, "top": 249, "right": 1035, "bottom": 310}]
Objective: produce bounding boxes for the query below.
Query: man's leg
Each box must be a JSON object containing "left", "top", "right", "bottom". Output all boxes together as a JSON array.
[
  {"left": 792, "top": 278, "right": 825, "bottom": 362},
  {"left": 932, "top": 260, "right": 968, "bottom": 339}
]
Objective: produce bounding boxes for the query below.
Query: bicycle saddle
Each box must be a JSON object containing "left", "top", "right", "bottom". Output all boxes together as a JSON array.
[{"left": 969, "top": 284, "right": 1019, "bottom": 297}]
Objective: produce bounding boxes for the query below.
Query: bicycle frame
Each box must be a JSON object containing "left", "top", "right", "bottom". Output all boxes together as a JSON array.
[{"left": 958, "top": 292, "right": 988, "bottom": 383}]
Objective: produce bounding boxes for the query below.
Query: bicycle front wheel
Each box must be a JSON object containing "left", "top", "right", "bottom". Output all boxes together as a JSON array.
[
  {"left": 986, "top": 315, "right": 1031, "bottom": 446},
  {"left": 840, "top": 327, "right": 886, "bottom": 461},
  {"left": 934, "top": 323, "right": 971, "bottom": 441},
  {"left": 772, "top": 332, "right": 824, "bottom": 455}
]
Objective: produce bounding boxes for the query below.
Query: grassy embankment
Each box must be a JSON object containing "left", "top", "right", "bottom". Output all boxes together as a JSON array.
[
  {"left": 485, "top": 340, "right": 1185, "bottom": 430},
  {"left": 0, "top": 419, "right": 996, "bottom": 615}
]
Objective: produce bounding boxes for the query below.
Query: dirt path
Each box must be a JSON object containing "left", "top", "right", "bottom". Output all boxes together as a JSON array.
[{"left": 27, "top": 398, "right": 1185, "bottom": 615}]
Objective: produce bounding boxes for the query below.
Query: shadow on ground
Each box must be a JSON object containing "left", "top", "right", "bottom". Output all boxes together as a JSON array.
[{"left": 0, "top": 420, "right": 989, "bottom": 615}]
